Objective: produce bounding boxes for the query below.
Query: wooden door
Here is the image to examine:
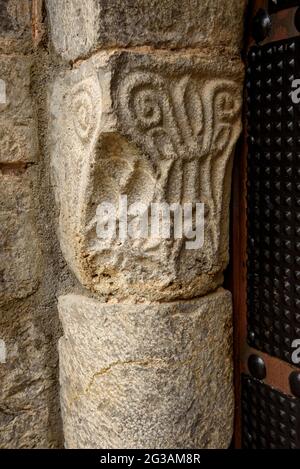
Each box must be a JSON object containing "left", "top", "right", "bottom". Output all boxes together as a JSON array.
[{"left": 232, "top": 0, "right": 300, "bottom": 449}]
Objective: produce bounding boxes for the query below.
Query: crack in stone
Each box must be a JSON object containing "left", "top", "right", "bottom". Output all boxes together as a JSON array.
[
  {"left": 86, "top": 357, "right": 167, "bottom": 392},
  {"left": 68, "top": 357, "right": 170, "bottom": 408},
  {"left": 68, "top": 353, "right": 206, "bottom": 409}
]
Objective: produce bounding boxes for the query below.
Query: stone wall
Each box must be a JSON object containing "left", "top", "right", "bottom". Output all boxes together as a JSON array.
[
  {"left": 0, "top": 1, "right": 64, "bottom": 448},
  {"left": 0, "top": 0, "right": 246, "bottom": 448}
]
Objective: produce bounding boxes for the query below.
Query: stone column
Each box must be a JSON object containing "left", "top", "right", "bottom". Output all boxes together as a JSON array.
[{"left": 47, "top": 0, "right": 246, "bottom": 448}]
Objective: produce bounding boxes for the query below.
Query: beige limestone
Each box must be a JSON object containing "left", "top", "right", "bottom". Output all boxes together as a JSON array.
[
  {"left": 50, "top": 50, "right": 243, "bottom": 301},
  {"left": 46, "top": 0, "right": 247, "bottom": 62},
  {"left": 59, "top": 289, "right": 233, "bottom": 449}
]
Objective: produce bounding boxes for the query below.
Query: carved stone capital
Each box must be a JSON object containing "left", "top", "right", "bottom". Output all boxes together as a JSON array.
[{"left": 50, "top": 51, "right": 243, "bottom": 301}]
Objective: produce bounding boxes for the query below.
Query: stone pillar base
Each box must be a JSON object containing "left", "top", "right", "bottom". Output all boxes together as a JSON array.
[{"left": 58, "top": 289, "right": 233, "bottom": 449}]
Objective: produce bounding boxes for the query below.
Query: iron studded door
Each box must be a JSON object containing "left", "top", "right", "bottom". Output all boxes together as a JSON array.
[{"left": 232, "top": 0, "right": 300, "bottom": 449}]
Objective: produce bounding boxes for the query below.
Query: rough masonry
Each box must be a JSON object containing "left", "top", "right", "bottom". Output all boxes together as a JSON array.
[
  {"left": 46, "top": 0, "right": 246, "bottom": 448},
  {"left": 0, "top": 1, "right": 63, "bottom": 448},
  {"left": 59, "top": 290, "right": 233, "bottom": 448},
  {"left": 50, "top": 51, "right": 243, "bottom": 302}
]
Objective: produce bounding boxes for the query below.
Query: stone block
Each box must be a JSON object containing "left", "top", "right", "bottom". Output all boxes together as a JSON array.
[
  {"left": 58, "top": 289, "right": 233, "bottom": 448},
  {"left": 49, "top": 50, "right": 243, "bottom": 301},
  {"left": 0, "top": 122, "right": 38, "bottom": 164},
  {"left": 0, "top": 172, "right": 41, "bottom": 304},
  {"left": 46, "top": 0, "right": 247, "bottom": 61},
  {"left": 0, "top": 308, "right": 52, "bottom": 448},
  {"left": 0, "top": 55, "right": 38, "bottom": 163}
]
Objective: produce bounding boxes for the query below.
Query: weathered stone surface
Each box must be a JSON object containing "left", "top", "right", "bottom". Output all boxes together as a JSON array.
[
  {"left": 0, "top": 123, "right": 38, "bottom": 164},
  {"left": 0, "top": 55, "right": 34, "bottom": 120},
  {"left": 0, "top": 55, "right": 38, "bottom": 163},
  {"left": 45, "top": 0, "right": 246, "bottom": 451},
  {"left": 0, "top": 171, "right": 41, "bottom": 304},
  {"left": 0, "top": 49, "right": 64, "bottom": 445},
  {"left": 46, "top": 0, "right": 247, "bottom": 62},
  {"left": 50, "top": 50, "right": 243, "bottom": 301},
  {"left": 0, "top": 304, "right": 52, "bottom": 448},
  {"left": 0, "top": 0, "right": 62, "bottom": 449},
  {"left": 58, "top": 289, "right": 233, "bottom": 449},
  {"left": 0, "top": 0, "right": 33, "bottom": 54}
]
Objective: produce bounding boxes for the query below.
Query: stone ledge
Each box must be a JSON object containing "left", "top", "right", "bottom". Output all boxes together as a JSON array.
[{"left": 46, "top": 0, "right": 247, "bottom": 62}]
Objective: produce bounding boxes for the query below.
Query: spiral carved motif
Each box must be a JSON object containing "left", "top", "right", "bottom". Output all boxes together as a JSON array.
[
  {"left": 71, "top": 78, "right": 101, "bottom": 143},
  {"left": 132, "top": 88, "right": 163, "bottom": 129},
  {"left": 121, "top": 72, "right": 169, "bottom": 129},
  {"left": 118, "top": 72, "right": 241, "bottom": 163},
  {"left": 210, "top": 81, "right": 241, "bottom": 153}
]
